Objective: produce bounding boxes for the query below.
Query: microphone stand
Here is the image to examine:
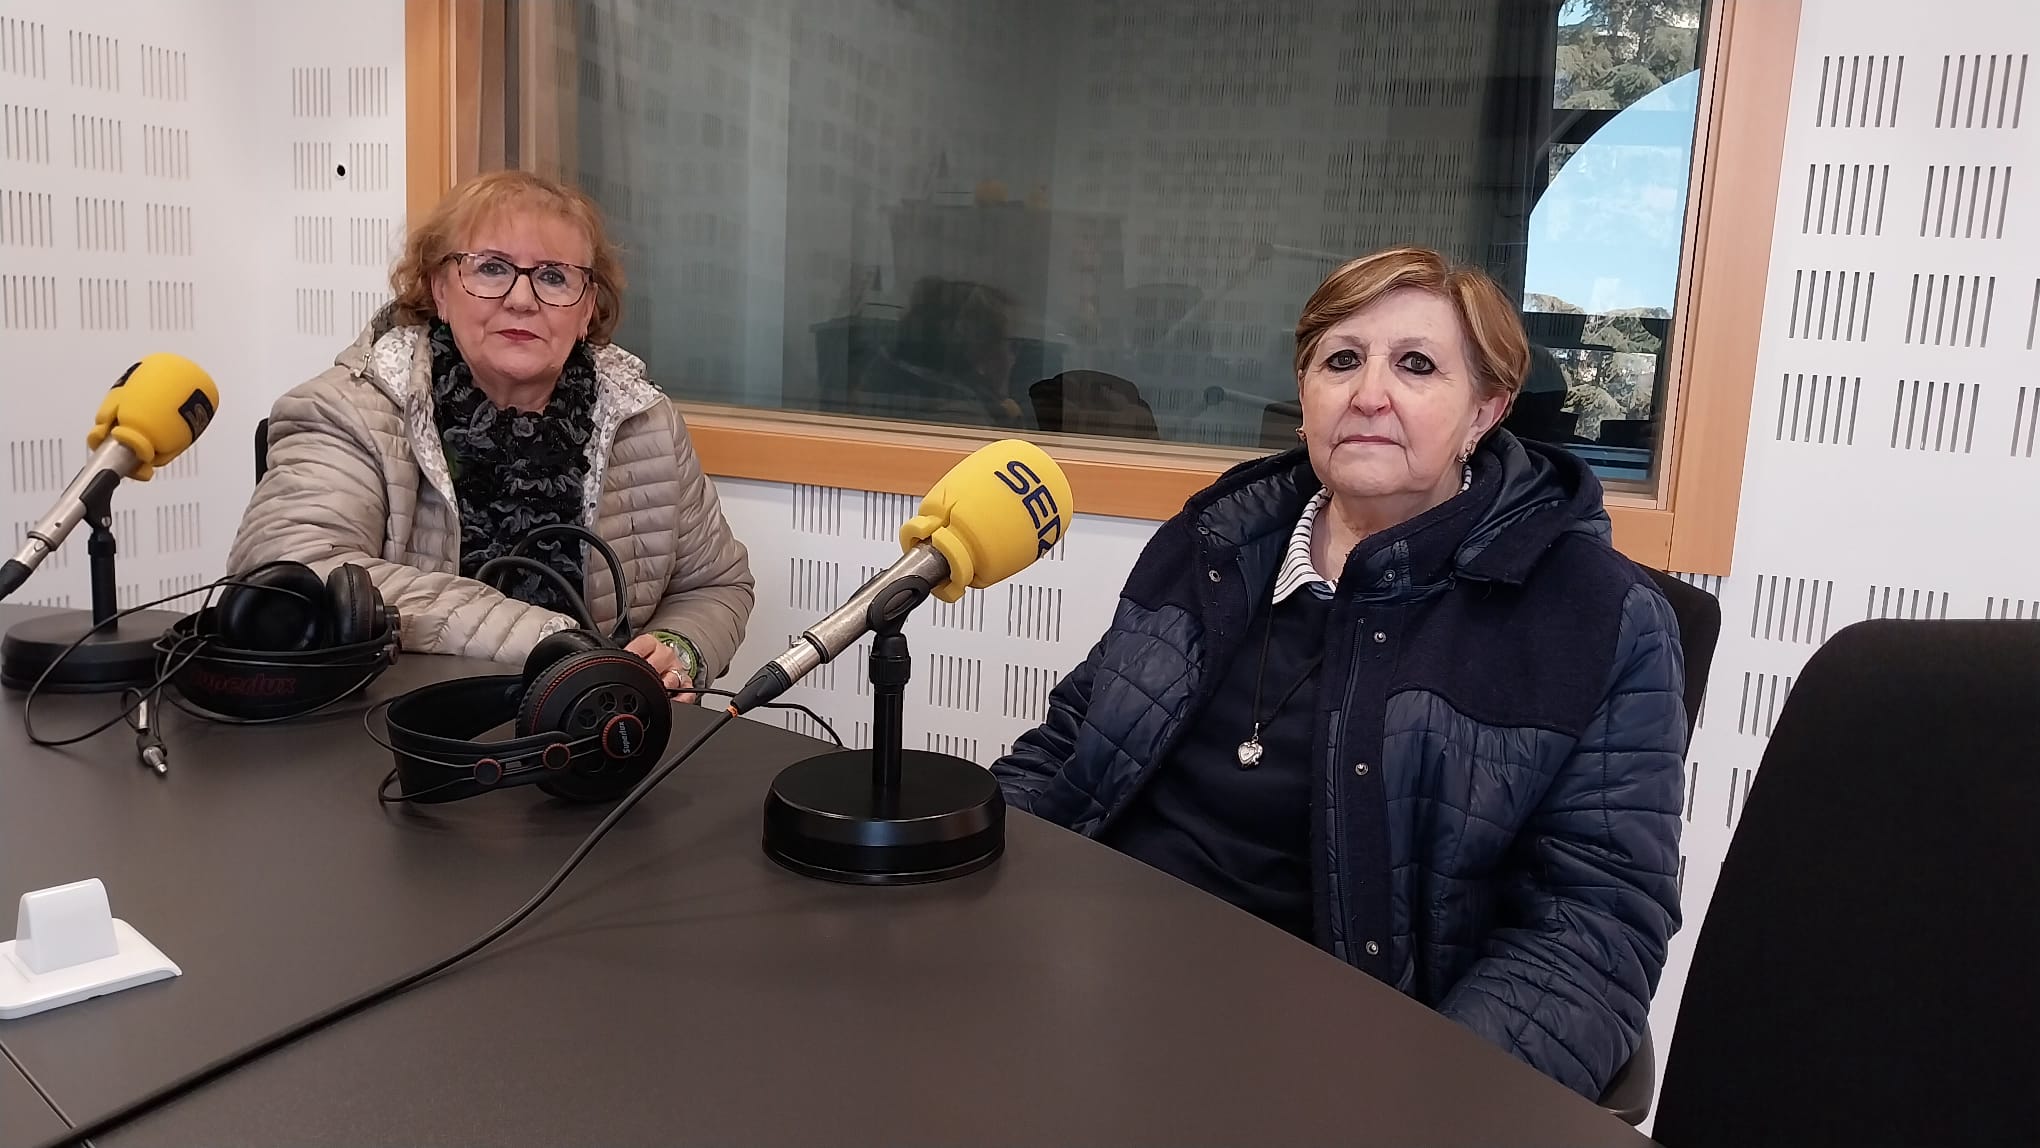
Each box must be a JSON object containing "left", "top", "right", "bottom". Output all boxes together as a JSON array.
[
  {"left": 761, "top": 576, "right": 1005, "bottom": 885},
  {"left": 0, "top": 472, "right": 180, "bottom": 692}
]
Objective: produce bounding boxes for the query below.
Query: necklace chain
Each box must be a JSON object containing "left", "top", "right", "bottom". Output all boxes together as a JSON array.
[
  {"left": 1239, "top": 462, "right": 1466, "bottom": 768},
  {"left": 1237, "top": 603, "right": 1326, "bottom": 769}
]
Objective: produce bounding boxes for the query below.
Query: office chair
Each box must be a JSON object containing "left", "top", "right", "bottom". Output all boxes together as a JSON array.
[
  {"left": 1597, "top": 418, "right": 1655, "bottom": 450},
  {"left": 254, "top": 416, "right": 270, "bottom": 481},
  {"left": 1258, "top": 399, "right": 1302, "bottom": 451},
  {"left": 1595, "top": 566, "right": 1721, "bottom": 1126},
  {"left": 1638, "top": 568, "right": 1720, "bottom": 742},
  {"left": 1500, "top": 386, "right": 1580, "bottom": 445},
  {"left": 1028, "top": 370, "right": 1159, "bottom": 440},
  {"left": 1651, "top": 618, "right": 2040, "bottom": 1147},
  {"left": 1504, "top": 344, "right": 1581, "bottom": 445}
]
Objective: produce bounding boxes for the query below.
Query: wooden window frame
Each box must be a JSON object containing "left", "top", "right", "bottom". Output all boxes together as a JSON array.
[{"left": 403, "top": 0, "right": 1798, "bottom": 574}]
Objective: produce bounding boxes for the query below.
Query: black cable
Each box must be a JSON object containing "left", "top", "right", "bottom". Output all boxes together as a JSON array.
[
  {"left": 119, "top": 687, "right": 147, "bottom": 733},
  {"left": 508, "top": 523, "right": 633, "bottom": 645},
  {"left": 31, "top": 708, "right": 738, "bottom": 1148},
  {"left": 690, "top": 687, "right": 843, "bottom": 747},
  {"left": 474, "top": 554, "right": 598, "bottom": 634},
  {"left": 19, "top": 577, "right": 325, "bottom": 748}
]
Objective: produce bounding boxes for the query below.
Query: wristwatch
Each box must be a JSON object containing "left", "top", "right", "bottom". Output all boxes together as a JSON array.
[{"left": 648, "top": 629, "right": 703, "bottom": 683}]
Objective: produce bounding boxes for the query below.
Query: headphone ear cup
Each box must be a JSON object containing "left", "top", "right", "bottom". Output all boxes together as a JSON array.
[
  {"left": 218, "top": 561, "right": 329, "bottom": 651},
  {"left": 325, "top": 563, "right": 380, "bottom": 647},
  {"left": 516, "top": 649, "right": 670, "bottom": 803},
  {"left": 521, "top": 628, "right": 609, "bottom": 692}
]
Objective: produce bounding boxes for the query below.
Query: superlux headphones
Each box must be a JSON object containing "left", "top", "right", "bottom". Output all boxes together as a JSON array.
[
  {"left": 373, "top": 626, "right": 672, "bottom": 805},
  {"left": 156, "top": 559, "right": 403, "bottom": 722}
]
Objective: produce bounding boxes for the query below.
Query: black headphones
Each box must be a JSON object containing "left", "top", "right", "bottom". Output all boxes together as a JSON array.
[
  {"left": 218, "top": 559, "right": 394, "bottom": 651},
  {"left": 154, "top": 559, "right": 402, "bottom": 722},
  {"left": 372, "top": 626, "right": 671, "bottom": 804},
  {"left": 473, "top": 523, "right": 635, "bottom": 646}
]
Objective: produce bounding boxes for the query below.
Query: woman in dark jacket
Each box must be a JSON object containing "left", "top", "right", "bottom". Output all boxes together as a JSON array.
[{"left": 991, "top": 247, "right": 1687, "bottom": 1100}]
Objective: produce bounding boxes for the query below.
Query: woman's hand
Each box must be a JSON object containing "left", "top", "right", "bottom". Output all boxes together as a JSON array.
[{"left": 625, "top": 633, "right": 695, "bottom": 703}]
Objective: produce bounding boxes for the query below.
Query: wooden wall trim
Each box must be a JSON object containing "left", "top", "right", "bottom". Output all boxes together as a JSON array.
[
  {"left": 403, "top": 0, "right": 496, "bottom": 221},
  {"left": 515, "top": 0, "right": 571, "bottom": 181},
  {"left": 1664, "top": 0, "right": 1804, "bottom": 574},
  {"left": 684, "top": 412, "right": 1241, "bottom": 523},
  {"left": 403, "top": 0, "right": 450, "bottom": 225},
  {"left": 682, "top": 410, "right": 1675, "bottom": 565}
]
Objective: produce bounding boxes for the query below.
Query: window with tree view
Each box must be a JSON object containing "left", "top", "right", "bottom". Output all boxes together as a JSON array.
[{"left": 502, "top": 0, "right": 1710, "bottom": 492}]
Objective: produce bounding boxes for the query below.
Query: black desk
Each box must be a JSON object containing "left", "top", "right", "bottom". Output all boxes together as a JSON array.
[
  {"left": 0, "top": 604, "right": 1648, "bottom": 1147},
  {"left": 1, "top": 1055, "right": 66, "bottom": 1145}
]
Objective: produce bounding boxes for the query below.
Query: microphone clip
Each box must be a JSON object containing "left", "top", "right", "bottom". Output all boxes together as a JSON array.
[{"left": 863, "top": 574, "right": 935, "bottom": 636}]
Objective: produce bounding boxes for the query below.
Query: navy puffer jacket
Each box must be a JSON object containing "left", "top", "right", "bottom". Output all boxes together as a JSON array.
[{"left": 992, "top": 431, "right": 1686, "bottom": 1098}]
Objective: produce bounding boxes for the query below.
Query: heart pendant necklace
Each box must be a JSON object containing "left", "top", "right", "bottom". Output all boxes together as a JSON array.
[{"left": 1235, "top": 601, "right": 1326, "bottom": 770}]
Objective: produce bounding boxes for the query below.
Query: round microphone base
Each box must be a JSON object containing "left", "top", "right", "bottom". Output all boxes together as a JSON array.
[
  {"left": 762, "top": 749, "right": 1005, "bottom": 885},
  {"left": 0, "top": 609, "right": 183, "bottom": 693}
]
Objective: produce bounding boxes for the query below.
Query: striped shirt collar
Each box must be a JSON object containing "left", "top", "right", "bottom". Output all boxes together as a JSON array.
[{"left": 1271, "top": 488, "right": 1336, "bottom": 603}]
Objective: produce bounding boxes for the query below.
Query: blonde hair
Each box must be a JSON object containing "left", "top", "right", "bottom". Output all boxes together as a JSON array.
[
  {"left": 1293, "top": 246, "right": 1530, "bottom": 407},
  {"left": 389, "top": 170, "right": 625, "bottom": 344}
]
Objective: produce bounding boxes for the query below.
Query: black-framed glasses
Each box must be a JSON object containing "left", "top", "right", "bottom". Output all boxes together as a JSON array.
[{"left": 443, "top": 252, "right": 594, "bottom": 307}]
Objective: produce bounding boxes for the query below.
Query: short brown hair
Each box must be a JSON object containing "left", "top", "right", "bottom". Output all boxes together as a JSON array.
[
  {"left": 389, "top": 170, "right": 626, "bottom": 344},
  {"left": 1293, "top": 246, "right": 1530, "bottom": 407}
]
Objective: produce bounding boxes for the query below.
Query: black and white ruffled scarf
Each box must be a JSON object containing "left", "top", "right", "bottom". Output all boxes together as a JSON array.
[{"left": 427, "top": 319, "right": 598, "bottom": 620}]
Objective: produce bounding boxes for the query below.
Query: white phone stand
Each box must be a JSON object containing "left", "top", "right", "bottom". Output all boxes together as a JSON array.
[{"left": 0, "top": 878, "right": 180, "bottom": 1019}]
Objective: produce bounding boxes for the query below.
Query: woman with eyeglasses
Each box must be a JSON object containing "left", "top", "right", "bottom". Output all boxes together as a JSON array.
[{"left": 227, "top": 170, "right": 754, "bottom": 694}]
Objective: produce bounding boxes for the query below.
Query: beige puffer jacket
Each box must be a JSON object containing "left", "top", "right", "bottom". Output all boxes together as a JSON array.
[{"left": 226, "top": 317, "right": 754, "bottom": 677}]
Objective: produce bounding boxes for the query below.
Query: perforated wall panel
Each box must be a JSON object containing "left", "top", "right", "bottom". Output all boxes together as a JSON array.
[
  {"left": 0, "top": 0, "right": 403, "bottom": 612},
  {"left": 712, "top": 477, "right": 1158, "bottom": 764}
]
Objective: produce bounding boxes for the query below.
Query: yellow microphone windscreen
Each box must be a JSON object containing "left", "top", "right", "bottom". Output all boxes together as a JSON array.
[
  {"left": 87, "top": 353, "right": 219, "bottom": 479},
  {"left": 899, "top": 440, "right": 1073, "bottom": 602}
]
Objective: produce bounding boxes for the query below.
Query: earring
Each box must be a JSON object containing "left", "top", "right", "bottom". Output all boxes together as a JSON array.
[
  {"left": 1458, "top": 441, "right": 1475, "bottom": 462},
  {"left": 1295, "top": 427, "right": 1306, "bottom": 441}
]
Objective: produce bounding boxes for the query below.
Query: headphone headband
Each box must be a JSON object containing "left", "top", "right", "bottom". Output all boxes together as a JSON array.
[
  {"left": 156, "top": 601, "right": 401, "bottom": 723},
  {"left": 154, "top": 622, "right": 397, "bottom": 667},
  {"left": 379, "top": 649, "right": 670, "bottom": 805},
  {"left": 383, "top": 676, "right": 576, "bottom": 797}
]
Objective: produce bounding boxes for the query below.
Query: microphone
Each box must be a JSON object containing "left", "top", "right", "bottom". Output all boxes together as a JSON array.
[
  {"left": 728, "top": 439, "right": 1073, "bottom": 715},
  {"left": 0, "top": 353, "right": 217, "bottom": 602},
  {"left": 754, "top": 440, "right": 1075, "bottom": 885}
]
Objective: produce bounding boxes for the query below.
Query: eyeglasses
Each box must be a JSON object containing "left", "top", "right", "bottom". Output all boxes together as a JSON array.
[{"left": 443, "top": 252, "right": 594, "bottom": 308}]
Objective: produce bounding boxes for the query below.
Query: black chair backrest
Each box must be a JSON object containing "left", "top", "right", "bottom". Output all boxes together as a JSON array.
[
  {"left": 1501, "top": 385, "right": 1579, "bottom": 444},
  {"left": 1257, "top": 399, "right": 1302, "bottom": 451},
  {"left": 254, "top": 416, "right": 269, "bottom": 481},
  {"left": 1027, "top": 370, "right": 1159, "bottom": 440},
  {"left": 1591, "top": 567, "right": 1719, "bottom": 1124},
  {"left": 1596, "top": 418, "right": 1655, "bottom": 449},
  {"left": 1653, "top": 618, "right": 2040, "bottom": 1147},
  {"left": 1640, "top": 566, "right": 1719, "bottom": 741}
]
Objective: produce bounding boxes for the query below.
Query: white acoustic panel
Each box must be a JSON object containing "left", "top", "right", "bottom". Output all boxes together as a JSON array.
[
  {"left": 1, "top": 101, "right": 52, "bottom": 162},
  {"left": 0, "top": 0, "right": 404, "bottom": 614},
  {"left": 711, "top": 477, "right": 1157, "bottom": 762},
  {"left": 138, "top": 43, "right": 187, "bottom": 102},
  {"left": 1, "top": 17, "right": 50, "bottom": 82}
]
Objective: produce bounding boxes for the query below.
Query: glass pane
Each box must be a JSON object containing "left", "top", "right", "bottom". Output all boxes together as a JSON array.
[
  {"left": 1522, "top": 0, "right": 1707, "bottom": 487},
  {"left": 511, "top": 0, "right": 1708, "bottom": 492}
]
